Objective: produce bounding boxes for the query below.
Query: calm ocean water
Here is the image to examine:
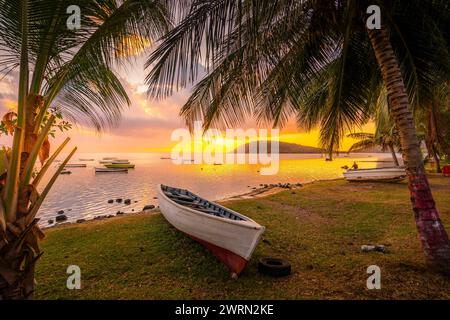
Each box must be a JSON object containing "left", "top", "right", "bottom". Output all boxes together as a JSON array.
[{"left": 37, "top": 153, "right": 398, "bottom": 226}]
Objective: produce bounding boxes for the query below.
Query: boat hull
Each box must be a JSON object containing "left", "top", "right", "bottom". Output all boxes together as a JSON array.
[
  {"left": 344, "top": 167, "right": 406, "bottom": 182},
  {"left": 65, "top": 164, "right": 87, "bottom": 168},
  {"left": 105, "top": 164, "right": 135, "bottom": 169},
  {"left": 157, "top": 185, "right": 265, "bottom": 275},
  {"left": 182, "top": 231, "right": 249, "bottom": 275},
  {"left": 95, "top": 167, "right": 128, "bottom": 173}
]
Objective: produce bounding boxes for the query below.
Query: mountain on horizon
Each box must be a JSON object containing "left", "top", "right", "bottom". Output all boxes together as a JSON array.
[{"left": 234, "top": 141, "right": 325, "bottom": 154}]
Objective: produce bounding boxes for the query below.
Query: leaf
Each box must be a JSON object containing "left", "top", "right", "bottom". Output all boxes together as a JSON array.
[
  {"left": 2, "top": 111, "right": 17, "bottom": 135},
  {"left": 20, "top": 115, "right": 55, "bottom": 188},
  {"left": 33, "top": 137, "right": 70, "bottom": 188},
  {"left": 39, "top": 138, "right": 50, "bottom": 166},
  {"left": 26, "top": 147, "right": 77, "bottom": 225}
]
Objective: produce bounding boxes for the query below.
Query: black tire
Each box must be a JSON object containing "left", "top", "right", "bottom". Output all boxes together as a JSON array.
[{"left": 258, "top": 258, "right": 291, "bottom": 277}]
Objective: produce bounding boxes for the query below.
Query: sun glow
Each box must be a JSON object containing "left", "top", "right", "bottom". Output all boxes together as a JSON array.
[{"left": 116, "top": 35, "right": 152, "bottom": 58}]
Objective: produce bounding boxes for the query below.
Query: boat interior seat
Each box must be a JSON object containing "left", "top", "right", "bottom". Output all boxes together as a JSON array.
[{"left": 162, "top": 185, "right": 245, "bottom": 221}]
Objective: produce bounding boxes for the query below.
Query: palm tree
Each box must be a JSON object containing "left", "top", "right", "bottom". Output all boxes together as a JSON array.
[
  {"left": 416, "top": 84, "right": 450, "bottom": 173},
  {"left": 348, "top": 93, "right": 401, "bottom": 166},
  {"left": 347, "top": 132, "right": 400, "bottom": 166},
  {"left": 0, "top": 0, "right": 170, "bottom": 299},
  {"left": 145, "top": 1, "right": 450, "bottom": 273}
]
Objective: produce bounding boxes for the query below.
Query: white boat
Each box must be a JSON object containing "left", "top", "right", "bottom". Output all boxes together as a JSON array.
[
  {"left": 157, "top": 184, "right": 265, "bottom": 276},
  {"left": 95, "top": 167, "right": 128, "bottom": 173},
  {"left": 343, "top": 167, "right": 406, "bottom": 182},
  {"left": 65, "top": 164, "right": 87, "bottom": 168},
  {"left": 112, "top": 160, "right": 130, "bottom": 164}
]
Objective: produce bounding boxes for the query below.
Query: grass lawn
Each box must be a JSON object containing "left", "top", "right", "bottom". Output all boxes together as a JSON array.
[{"left": 35, "top": 176, "right": 450, "bottom": 299}]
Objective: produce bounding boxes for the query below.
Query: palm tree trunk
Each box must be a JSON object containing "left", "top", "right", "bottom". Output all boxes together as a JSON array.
[
  {"left": 0, "top": 219, "right": 41, "bottom": 299},
  {"left": 327, "top": 149, "right": 333, "bottom": 161},
  {"left": 18, "top": 94, "right": 43, "bottom": 215},
  {"left": 388, "top": 143, "right": 399, "bottom": 166},
  {"left": 368, "top": 27, "right": 450, "bottom": 274}
]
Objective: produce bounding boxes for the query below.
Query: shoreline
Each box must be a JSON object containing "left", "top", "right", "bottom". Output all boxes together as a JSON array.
[
  {"left": 41, "top": 178, "right": 345, "bottom": 230},
  {"left": 45, "top": 173, "right": 444, "bottom": 230},
  {"left": 36, "top": 175, "right": 450, "bottom": 299},
  {"left": 220, "top": 178, "right": 345, "bottom": 201}
]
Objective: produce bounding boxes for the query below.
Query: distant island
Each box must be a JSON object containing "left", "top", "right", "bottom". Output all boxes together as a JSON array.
[
  {"left": 348, "top": 145, "right": 385, "bottom": 153},
  {"left": 234, "top": 141, "right": 326, "bottom": 154},
  {"left": 234, "top": 141, "right": 389, "bottom": 154}
]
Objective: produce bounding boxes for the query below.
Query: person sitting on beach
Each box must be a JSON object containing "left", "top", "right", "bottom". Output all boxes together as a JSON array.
[{"left": 351, "top": 161, "right": 358, "bottom": 170}]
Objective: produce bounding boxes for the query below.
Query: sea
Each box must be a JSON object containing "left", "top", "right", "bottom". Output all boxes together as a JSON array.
[{"left": 36, "top": 152, "right": 399, "bottom": 226}]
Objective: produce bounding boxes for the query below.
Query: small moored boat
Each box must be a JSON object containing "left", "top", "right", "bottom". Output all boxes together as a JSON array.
[
  {"left": 157, "top": 184, "right": 265, "bottom": 277},
  {"left": 65, "top": 164, "right": 87, "bottom": 168},
  {"left": 95, "top": 167, "right": 128, "bottom": 173},
  {"left": 112, "top": 159, "right": 130, "bottom": 164},
  {"left": 343, "top": 167, "right": 406, "bottom": 182},
  {"left": 105, "top": 163, "right": 135, "bottom": 169},
  {"left": 79, "top": 158, "right": 95, "bottom": 161}
]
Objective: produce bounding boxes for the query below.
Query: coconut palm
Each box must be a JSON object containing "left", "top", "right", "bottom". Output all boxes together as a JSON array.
[
  {"left": 348, "top": 93, "right": 401, "bottom": 166},
  {"left": 416, "top": 83, "right": 450, "bottom": 173},
  {"left": 347, "top": 132, "right": 400, "bottom": 166},
  {"left": 145, "top": 0, "right": 450, "bottom": 273},
  {"left": 0, "top": 0, "right": 170, "bottom": 299}
]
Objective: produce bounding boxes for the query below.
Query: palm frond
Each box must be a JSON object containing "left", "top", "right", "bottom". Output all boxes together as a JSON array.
[
  {"left": 348, "top": 139, "right": 376, "bottom": 152},
  {"left": 347, "top": 132, "right": 374, "bottom": 140},
  {"left": 48, "top": 61, "right": 129, "bottom": 130}
]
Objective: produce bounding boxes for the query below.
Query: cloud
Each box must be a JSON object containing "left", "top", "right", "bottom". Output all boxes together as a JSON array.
[
  {"left": 0, "top": 61, "right": 342, "bottom": 153},
  {"left": 0, "top": 73, "right": 19, "bottom": 114}
]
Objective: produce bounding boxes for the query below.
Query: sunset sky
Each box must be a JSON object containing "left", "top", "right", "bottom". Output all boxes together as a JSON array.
[{"left": 0, "top": 53, "right": 373, "bottom": 153}]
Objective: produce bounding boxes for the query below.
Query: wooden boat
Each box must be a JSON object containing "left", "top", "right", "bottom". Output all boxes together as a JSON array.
[
  {"left": 98, "top": 160, "right": 113, "bottom": 164},
  {"left": 65, "top": 164, "right": 87, "bottom": 168},
  {"left": 157, "top": 184, "right": 265, "bottom": 276},
  {"left": 105, "top": 163, "right": 135, "bottom": 169},
  {"left": 79, "top": 158, "right": 95, "bottom": 161},
  {"left": 60, "top": 170, "right": 72, "bottom": 175},
  {"left": 343, "top": 167, "right": 406, "bottom": 182},
  {"left": 102, "top": 157, "right": 117, "bottom": 160},
  {"left": 95, "top": 167, "right": 128, "bottom": 173}
]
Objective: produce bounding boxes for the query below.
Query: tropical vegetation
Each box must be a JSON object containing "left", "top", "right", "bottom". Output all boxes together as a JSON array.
[
  {"left": 145, "top": 0, "right": 450, "bottom": 273},
  {"left": 347, "top": 96, "right": 400, "bottom": 166},
  {"left": 0, "top": 0, "right": 170, "bottom": 299},
  {"left": 416, "top": 83, "right": 450, "bottom": 173}
]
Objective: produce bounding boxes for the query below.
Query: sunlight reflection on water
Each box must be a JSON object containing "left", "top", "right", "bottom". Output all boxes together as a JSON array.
[{"left": 37, "top": 152, "right": 398, "bottom": 226}]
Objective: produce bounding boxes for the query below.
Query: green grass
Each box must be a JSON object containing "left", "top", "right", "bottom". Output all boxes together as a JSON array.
[{"left": 35, "top": 176, "right": 450, "bottom": 299}]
